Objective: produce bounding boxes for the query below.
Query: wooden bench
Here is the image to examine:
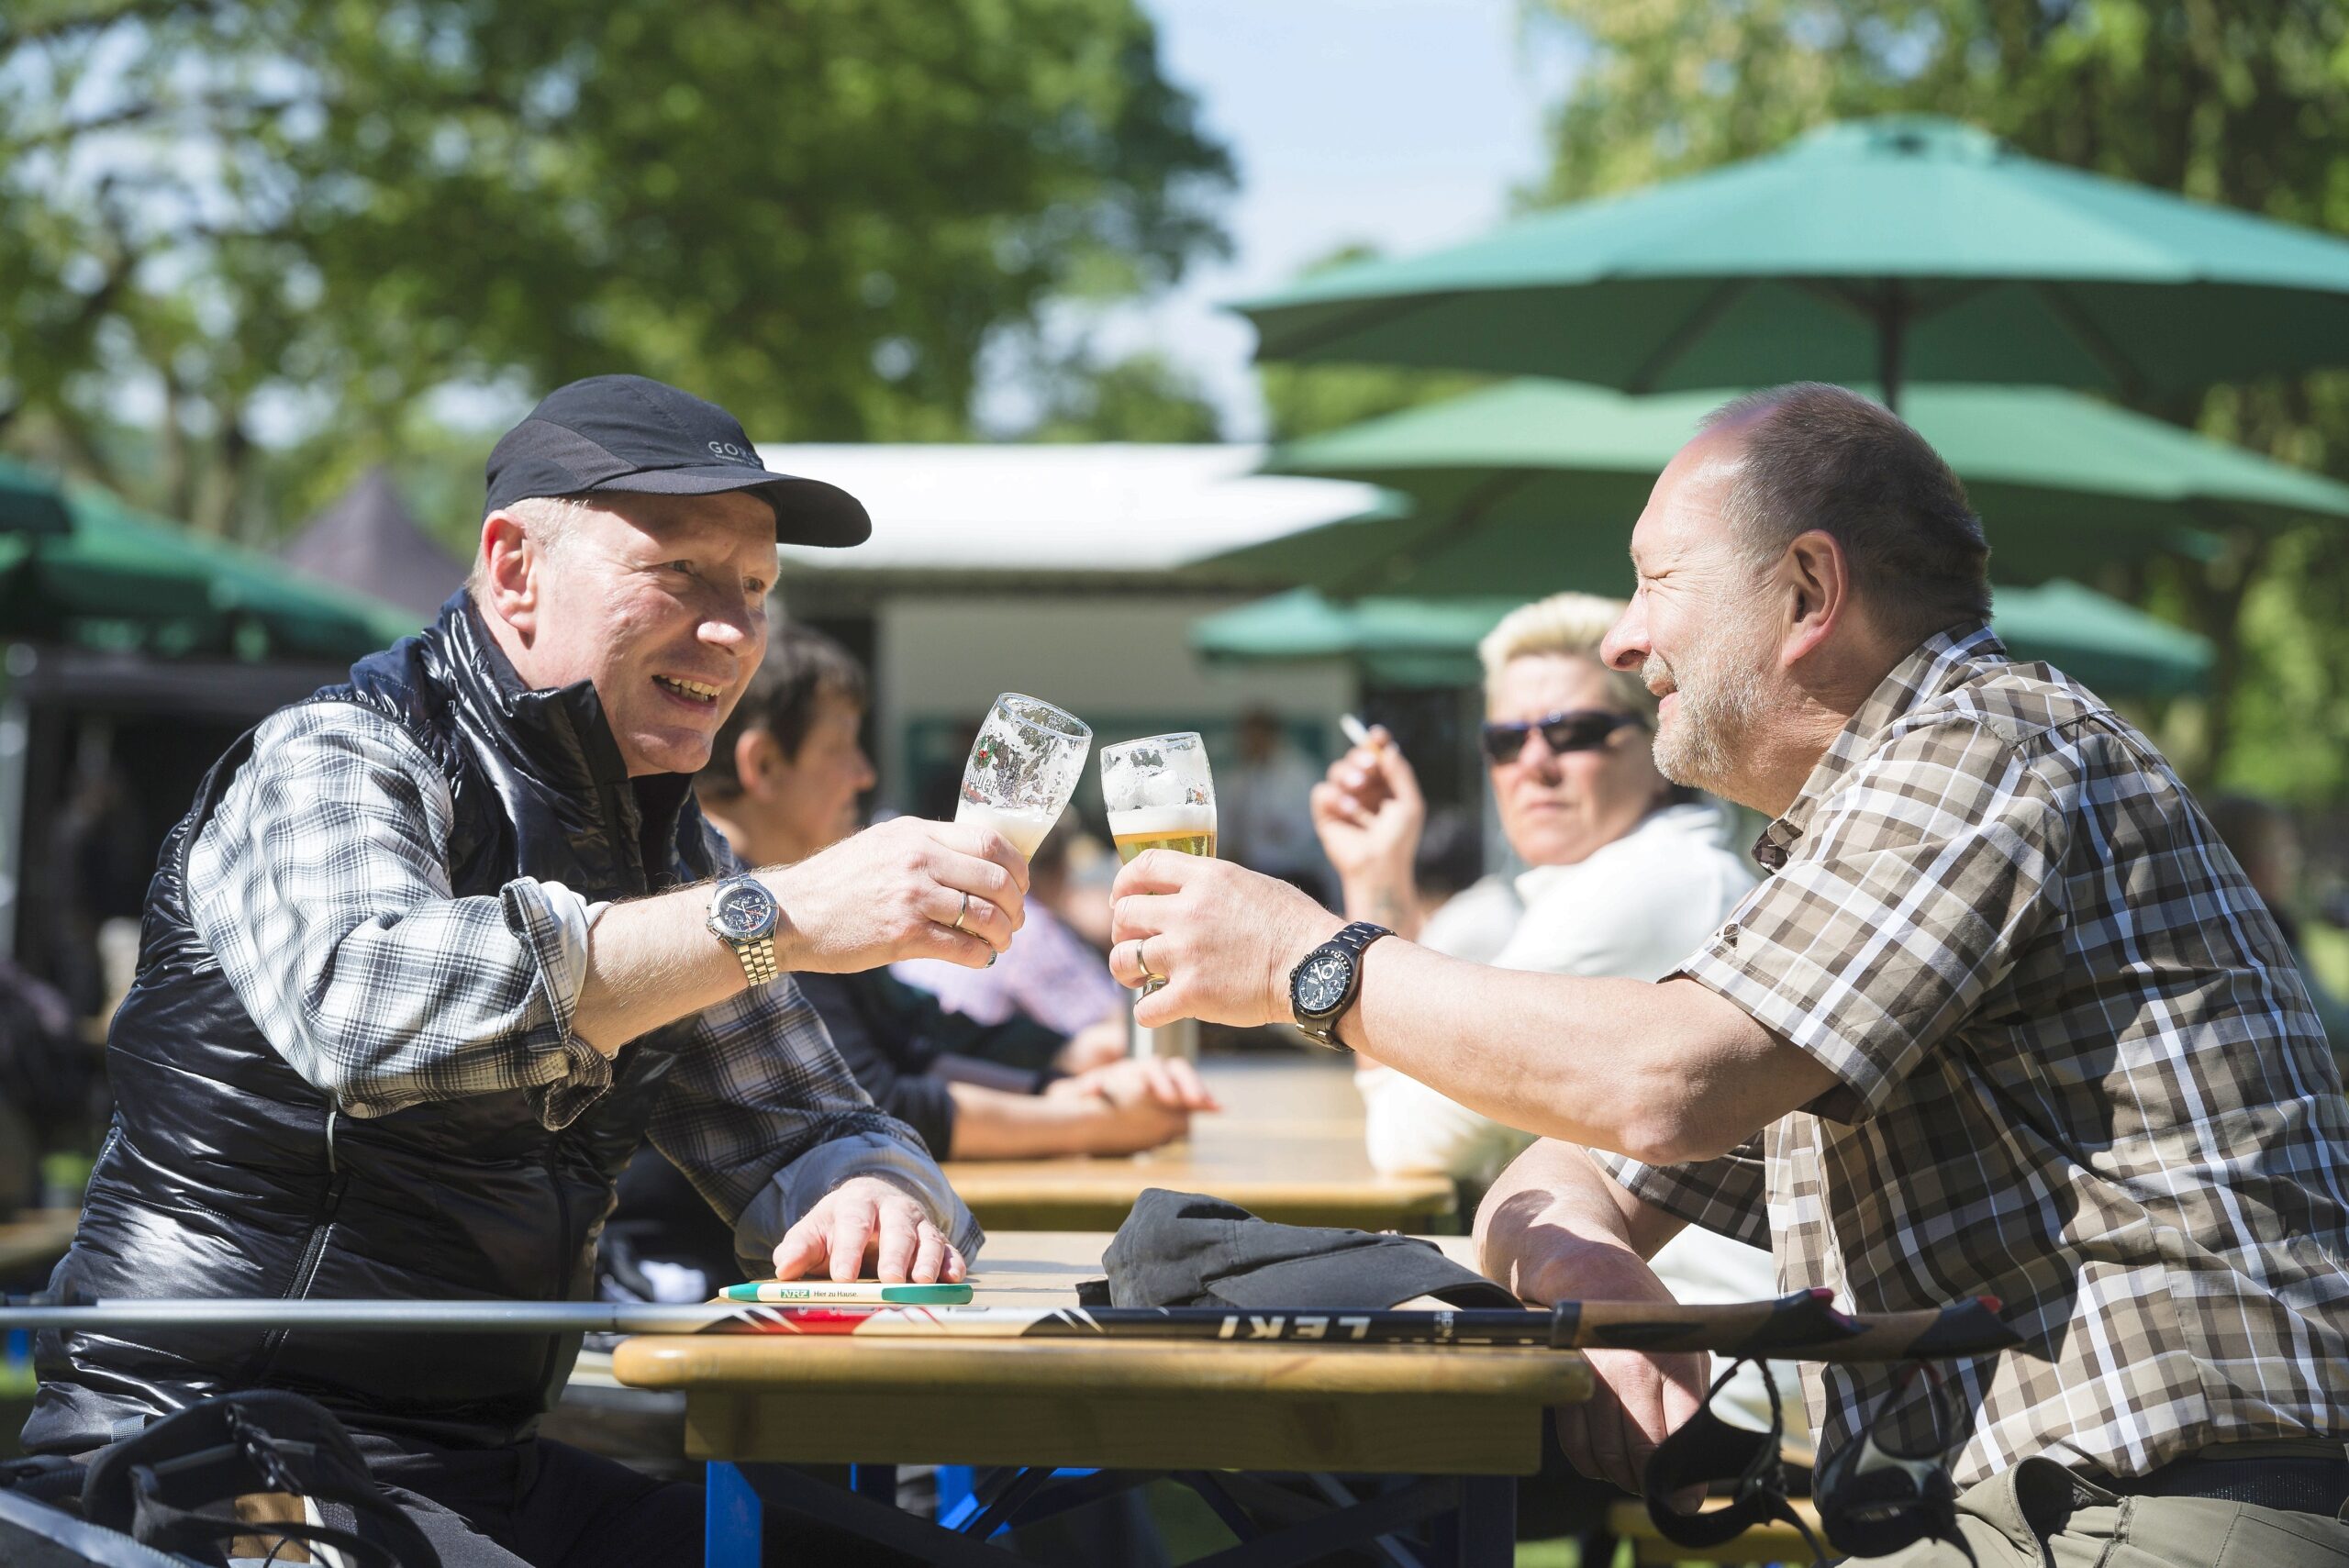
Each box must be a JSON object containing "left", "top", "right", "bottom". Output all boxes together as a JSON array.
[{"left": 1601, "top": 1496, "right": 1826, "bottom": 1564}]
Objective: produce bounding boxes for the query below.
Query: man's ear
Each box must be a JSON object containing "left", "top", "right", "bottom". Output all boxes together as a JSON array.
[
  {"left": 734, "top": 728, "right": 785, "bottom": 800},
  {"left": 477, "top": 511, "right": 538, "bottom": 639},
  {"left": 1778, "top": 528, "right": 1850, "bottom": 668}
]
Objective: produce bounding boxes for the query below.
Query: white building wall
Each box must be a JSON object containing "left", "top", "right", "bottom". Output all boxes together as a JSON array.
[{"left": 872, "top": 592, "right": 1353, "bottom": 816}]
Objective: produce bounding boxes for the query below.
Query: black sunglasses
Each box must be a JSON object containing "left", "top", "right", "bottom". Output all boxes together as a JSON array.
[{"left": 1478, "top": 707, "right": 1646, "bottom": 763}]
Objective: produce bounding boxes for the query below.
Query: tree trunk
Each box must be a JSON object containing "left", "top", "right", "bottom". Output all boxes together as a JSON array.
[{"left": 2175, "top": 526, "right": 2267, "bottom": 791}]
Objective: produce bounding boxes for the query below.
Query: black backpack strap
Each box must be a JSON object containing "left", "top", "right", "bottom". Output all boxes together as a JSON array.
[
  {"left": 0, "top": 1452, "right": 89, "bottom": 1512},
  {"left": 1641, "top": 1360, "right": 1827, "bottom": 1564},
  {"left": 82, "top": 1392, "right": 440, "bottom": 1568},
  {"left": 125, "top": 1461, "right": 395, "bottom": 1567}
]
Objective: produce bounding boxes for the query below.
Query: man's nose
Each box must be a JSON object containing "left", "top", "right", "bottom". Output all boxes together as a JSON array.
[
  {"left": 1599, "top": 603, "right": 1646, "bottom": 672},
  {"left": 700, "top": 601, "right": 758, "bottom": 648}
]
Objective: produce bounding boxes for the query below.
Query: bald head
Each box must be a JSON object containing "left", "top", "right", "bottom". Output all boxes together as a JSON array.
[{"left": 1700, "top": 384, "right": 1990, "bottom": 648}]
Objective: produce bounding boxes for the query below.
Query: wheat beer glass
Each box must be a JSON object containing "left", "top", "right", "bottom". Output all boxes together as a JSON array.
[
  {"left": 1100, "top": 731, "right": 1215, "bottom": 1066},
  {"left": 953, "top": 694, "right": 1092, "bottom": 862},
  {"left": 1101, "top": 732, "right": 1217, "bottom": 865}
]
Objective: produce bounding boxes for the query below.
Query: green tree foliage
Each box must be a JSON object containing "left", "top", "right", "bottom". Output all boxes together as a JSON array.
[
  {"left": 1256, "top": 245, "right": 1487, "bottom": 441},
  {"left": 1020, "top": 349, "right": 1224, "bottom": 442},
  {"left": 1525, "top": 0, "right": 2349, "bottom": 799},
  {"left": 0, "top": 0, "right": 1232, "bottom": 538}
]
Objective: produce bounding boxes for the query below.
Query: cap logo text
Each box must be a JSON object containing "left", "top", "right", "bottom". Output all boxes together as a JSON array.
[{"left": 707, "top": 440, "right": 757, "bottom": 465}]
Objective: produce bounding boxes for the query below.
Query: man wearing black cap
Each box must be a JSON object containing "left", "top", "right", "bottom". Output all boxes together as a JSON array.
[{"left": 25, "top": 375, "right": 1021, "bottom": 1564}]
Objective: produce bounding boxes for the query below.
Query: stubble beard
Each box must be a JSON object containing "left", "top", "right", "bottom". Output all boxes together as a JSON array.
[{"left": 1643, "top": 621, "right": 1772, "bottom": 795}]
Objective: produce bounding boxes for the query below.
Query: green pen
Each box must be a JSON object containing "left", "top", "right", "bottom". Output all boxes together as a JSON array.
[{"left": 718, "top": 1281, "right": 974, "bottom": 1305}]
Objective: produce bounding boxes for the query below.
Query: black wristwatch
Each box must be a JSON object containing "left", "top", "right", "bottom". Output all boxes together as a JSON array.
[{"left": 1288, "top": 921, "right": 1392, "bottom": 1051}]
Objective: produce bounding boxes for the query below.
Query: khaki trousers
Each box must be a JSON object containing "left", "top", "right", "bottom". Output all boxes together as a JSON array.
[{"left": 1858, "top": 1455, "right": 2349, "bottom": 1566}]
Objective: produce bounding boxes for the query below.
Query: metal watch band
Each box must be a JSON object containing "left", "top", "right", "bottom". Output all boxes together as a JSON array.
[
  {"left": 1295, "top": 921, "right": 1392, "bottom": 1050},
  {"left": 729, "top": 935, "right": 779, "bottom": 987}
]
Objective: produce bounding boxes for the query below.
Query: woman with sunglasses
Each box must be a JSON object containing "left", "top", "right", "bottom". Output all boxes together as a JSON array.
[
  {"left": 1318, "top": 594, "right": 1787, "bottom": 1438},
  {"left": 1317, "top": 591, "right": 1755, "bottom": 1078},
  {"left": 1317, "top": 592, "right": 1754, "bottom": 1172}
]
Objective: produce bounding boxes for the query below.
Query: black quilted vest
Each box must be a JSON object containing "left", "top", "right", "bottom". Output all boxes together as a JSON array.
[{"left": 27, "top": 595, "right": 725, "bottom": 1452}]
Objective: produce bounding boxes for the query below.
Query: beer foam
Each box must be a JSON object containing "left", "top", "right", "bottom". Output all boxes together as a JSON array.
[
  {"left": 956, "top": 800, "right": 1061, "bottom": 860},
  {"left": 1107, "top": 804, "right": 1218, "bottom": 840}
]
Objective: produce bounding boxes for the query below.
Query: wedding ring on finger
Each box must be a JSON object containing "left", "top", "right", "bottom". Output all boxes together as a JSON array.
[
  {"left": 952, "top": 891, "right": 972, "bottom": 933},
  {"left": 1136, "top": 938, "right": 1163, "bottom": 986}
]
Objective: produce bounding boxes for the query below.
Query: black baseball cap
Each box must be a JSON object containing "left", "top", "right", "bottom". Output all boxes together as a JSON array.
[{"left": 483, "top": 374, "right": 870, "bottom": 547}]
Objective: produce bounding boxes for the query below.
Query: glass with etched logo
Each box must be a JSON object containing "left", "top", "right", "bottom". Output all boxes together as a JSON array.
[{"left": 953, "top": 694, "right": 1093, "bottom": 862}]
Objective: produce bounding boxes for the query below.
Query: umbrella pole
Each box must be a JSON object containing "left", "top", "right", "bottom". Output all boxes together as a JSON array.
[{"left": 1877, "top": 286, "right": 1906, "bottom": 413}]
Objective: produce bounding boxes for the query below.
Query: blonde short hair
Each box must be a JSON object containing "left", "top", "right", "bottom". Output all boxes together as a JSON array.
[
  {"left": 465, "top": 495, "right": 597, "bottom": 596},
  {"left": 1476, "top": 592, "right": 1654, "bottom": 717}
]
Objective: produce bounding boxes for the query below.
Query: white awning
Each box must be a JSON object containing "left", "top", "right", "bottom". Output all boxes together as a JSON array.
[{"left": 756, "top": 443, "right": 1387, "bottom": 575}]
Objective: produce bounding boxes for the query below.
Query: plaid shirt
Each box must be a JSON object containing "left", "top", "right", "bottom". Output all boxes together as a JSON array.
[
  {"left": 1599, "top": 624, "right": 2349, "bottom": 1486},
  {"left": 186, "top": 700, "right": 981, "bottom": 1262}
]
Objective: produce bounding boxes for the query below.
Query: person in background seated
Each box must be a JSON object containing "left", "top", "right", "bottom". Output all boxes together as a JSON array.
[
  {"left": 1222, "top": 706, "right": 1335, "bottom": 904},
  {"left": 1322, "top": 594, "right": 1755, "bottom": 1186},
  {"left": 1403, "top": 808, "right": 1523, "bottom": 969},
  {"left": 695, "top": 624, "right": 1212, "bottom": 1164},
  {"left": 1317, "top": 594, "right": 1788, "bottom": 1431},
  {"left": 895, "top": 826, "right": 1130, "bottom": 1073}
]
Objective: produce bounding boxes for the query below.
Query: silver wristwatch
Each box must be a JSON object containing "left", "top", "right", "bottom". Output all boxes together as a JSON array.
[{"left": 707, "top": 874, "right": 780, "bottom": 986}]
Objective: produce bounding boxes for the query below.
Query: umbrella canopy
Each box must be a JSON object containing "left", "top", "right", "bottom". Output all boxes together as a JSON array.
[
  {"left": 1205, "top": 380, "right": 2349, "bottom": 595},
  {"left": 0, "top": 457, "right": 421, "bottom": 660},
  {"left": 1239, "top": 117, "right": 2349, "bottom": 406},
  {"left": 279, "top": 467, "right": 467, "bottom": 619},
  {"left": 1194, "top": 583, "right": 2210, "bottom": 700}
]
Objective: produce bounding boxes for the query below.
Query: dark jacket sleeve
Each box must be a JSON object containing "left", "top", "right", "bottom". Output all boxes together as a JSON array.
[
  {"left": 863, "top": 969, "right": 1069, "bottom": 1077},
  {"left": 791, "top": 972, "right": 960, "bottom": 1161}
]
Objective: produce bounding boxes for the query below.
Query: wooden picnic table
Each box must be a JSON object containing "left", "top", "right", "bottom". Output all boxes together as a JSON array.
[
  {"left": 613, "top": 1230, "right": 1589, "bottom": 1567},
  {"left": 940, "top": 1052, "right": 1457, "bottom": 1231},
  {"left": 0, "top": 1209, "right": 77, "bottom": 1281}
]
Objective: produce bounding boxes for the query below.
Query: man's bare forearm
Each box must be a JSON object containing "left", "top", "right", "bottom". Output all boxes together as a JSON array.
[
  {"left": 571, "top": 817, "right": 1027, "bottom": 1057},
  {"left": 941, "top": 1084, "right": 1106, "bottom": 1159},
  {"left": 1475, "top": 1139, "right": 1687, "bottom": 1305},
  {"left": 573, "top": 882, "right": 749, "bottom": 1054},
  {"left": 1333, "top": 943, "right": 1823, "bottom": 1164}
]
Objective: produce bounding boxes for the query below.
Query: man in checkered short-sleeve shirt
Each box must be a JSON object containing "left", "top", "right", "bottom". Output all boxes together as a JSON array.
[{"left": 1105, "top": 383, "right": 2349, "bottom": 1563}]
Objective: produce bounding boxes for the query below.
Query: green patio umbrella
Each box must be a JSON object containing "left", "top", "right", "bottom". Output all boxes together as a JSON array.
[
  {"left": 0, "top": 457, "right": 420, "bottom": 660},
  {"left": 1192, "top": 589, "right": 1515, "bottom": 689},
  {"left": 1194, "top": 583, "right": 2210, "bottom": 701},
  {"left": 1202, "top": 380, "right": 2349, "bottom": 595},
  {"left": 1239, "top": 117, "right": 2349, "bottom": 407}
]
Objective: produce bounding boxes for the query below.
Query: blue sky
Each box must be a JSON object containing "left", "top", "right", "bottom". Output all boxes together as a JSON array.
[{"left": 980, "top": 0, "right": 1581, "bottom": 439}]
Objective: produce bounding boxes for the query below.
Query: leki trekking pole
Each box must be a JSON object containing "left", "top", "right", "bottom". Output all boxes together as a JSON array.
[{"left": 0, "top": 1286, "right": 2018, "bottom": 1362}]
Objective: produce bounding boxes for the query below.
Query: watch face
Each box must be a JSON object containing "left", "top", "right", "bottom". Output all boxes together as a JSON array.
[
  {"left": 1294, "top": 948, "right": 1354, "bottom": 1016},
  {"left": 710, "top": 880, "right": 777, "bottom": 941}
]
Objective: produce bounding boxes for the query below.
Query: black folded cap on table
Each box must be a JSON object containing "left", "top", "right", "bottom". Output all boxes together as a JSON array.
[{"left": 1078, "top": 1188, "right": 1520, "bottom": 1311}]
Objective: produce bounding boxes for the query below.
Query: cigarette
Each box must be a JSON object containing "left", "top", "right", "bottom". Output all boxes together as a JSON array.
[{"left": 1339, "top": 714, "right": 1373, "bottom": 749}]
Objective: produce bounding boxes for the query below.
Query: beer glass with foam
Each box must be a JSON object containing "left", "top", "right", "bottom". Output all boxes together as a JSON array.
[
  {"left": 1100, "top": 732, "right": 1215, "bottom": 1066},
  {"left": 954, "top": 694, "right": 1092, "bottom": 865},
  {"left": 1100, "top": 731, "right": 1217, "bottom": 867}
]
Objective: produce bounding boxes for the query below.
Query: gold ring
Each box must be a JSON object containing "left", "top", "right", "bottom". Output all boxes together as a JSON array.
[
  {"left": 952, "top": 891, "right": 972, "bottom": 933},
  {"left": 1136, "top": 939, "right": 1163, "bottom": 985}
]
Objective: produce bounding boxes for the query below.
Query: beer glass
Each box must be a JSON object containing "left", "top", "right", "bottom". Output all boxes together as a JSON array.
[
  {"left": 1100, "top": 731, "right": 1215, "bottom": 1063},
  {"left": 1100, "top": 732, "right": 1217, "bottom": 865},
  {"left": 953, "top": 694, "right": 1092, "bottom": 862}
]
